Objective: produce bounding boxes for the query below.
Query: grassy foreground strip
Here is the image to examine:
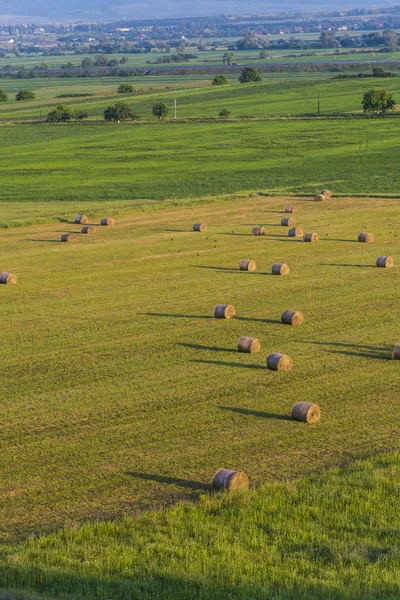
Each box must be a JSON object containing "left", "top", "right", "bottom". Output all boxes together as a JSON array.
[
  {"left": 1, "top": 452, "right": 399, "bottom": 600},
  {"left": 1, "top": 119, "right": 400, "bottom": 222}
]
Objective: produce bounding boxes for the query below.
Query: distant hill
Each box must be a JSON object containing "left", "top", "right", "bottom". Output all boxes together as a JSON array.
[{"left": 0, "top": 0, "right": 393, "bottom": 23}]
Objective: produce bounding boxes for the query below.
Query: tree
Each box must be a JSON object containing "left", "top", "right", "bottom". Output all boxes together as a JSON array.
[
  {"left": 152, "top": 101, "right": 168, "bottom": 119},
  {"left": 46, "top": 105, "right": 73, "bottom": 122},
  {"left": 104, "top": 101, "right": 139, "bottom": 121},
  {"left": 222, "top": 52, "right": 235, "bottom": 65},
  {"left": 73, "top": 110, "right": 89, "bottom": 122},
  {"left": 119, "top": 56, "right": 129, "bottom": 64},
  {"left": 259, "top": 50, "right": 267, "bottom": 59},
  {"left": 0, "top": 89, "right": 8, "bottom": 102},
  {"left": 212, "top": 74, "right": 229, "bottom": 86},
  {"left": 118, "top": 83, "right": 134, "bottom": 94},
  {"left": 362, "top": 89, "right": 396, "bottom": 113},
  {"left": 239, "top": 66, "right": 262, "bottom": 83},
  {"left": 383, "top": 29, "right": 398, "bottom": 52},
  {"left": 15, "top": 89, "right": 36, "bottom": 101},
  {"left": 81, "top": 57, "right": 93, "bottom": 68},
  {"left": 320, "top": 30, "right": 339, "bottom": 48}
]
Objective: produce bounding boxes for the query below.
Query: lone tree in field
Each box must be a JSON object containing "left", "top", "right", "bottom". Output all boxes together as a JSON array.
[
  {"left": 152, "top": 101, "right": 168, "bottom": 119},
  {"left": 239, "top": 66, "right": 262, "bottom": 83},
  {"left": 222, "top": 52, "right": 236, "bottom": 65},
  {"left": 104, "top": 101, "right": 139, "bottom": 121},
  {"left": 212, "top": 74, "right": 229, "bottom": 86},
  {"left": 46, "top": 104, "right": 73, "bottom": 122},
  {"left": 73, "top": 110, "right": 89, "bottom": 122},
  {"left": 118, "top": 83, "right": 134, "bottom": 94},
  {"left": 16, "top": 89, "right": 36, "bottom": 101},
  {"left": 362, "top": 89, "right": 396, "bottom": 113},
  {"left": 0, "top": 89, "right": 8, "bottom": 102}
]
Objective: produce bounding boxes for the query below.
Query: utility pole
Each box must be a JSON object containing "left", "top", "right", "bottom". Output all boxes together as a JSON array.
[
  {"left": 174, "top": 98, "right": 177, "bottom": 119},
  {"left": 317, "top": 91, "right": 320, "bottom": 115}
]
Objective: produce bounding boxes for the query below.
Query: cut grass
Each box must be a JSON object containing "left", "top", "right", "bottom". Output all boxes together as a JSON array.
[{"left": 0, "top": 195, "right": 399, "bottom": 540}]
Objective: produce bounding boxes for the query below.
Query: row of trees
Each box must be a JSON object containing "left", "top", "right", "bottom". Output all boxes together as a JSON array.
[
  {"left": 0, "top": 89, "right": 36, "bottom": 102},
  {"left": 45, "top": 101, "right": 169, "bottom": 123}
]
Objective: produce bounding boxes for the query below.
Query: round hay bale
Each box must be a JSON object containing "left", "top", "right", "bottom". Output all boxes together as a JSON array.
[
  {"left": 81, "top": 226, "right": 96, "bottom": 234},
  {"left": 288, "top": 227, "right": 304, "bottom": 238},
  {"left": 392, "top": 345, "right": 400, "bottom": 360},
  {"left": 285, "top": 205, "right": 295, "bottom": 213},
  {"left": 292, "top": 401, "right": 320, "bottom": 423},
  {"left": 376, "top": 256, "right": 393, "bottom": 268},
  {"left": 101, "top": 217, "right": 114, "bottom": 227},
  {"left": 281, "top": 309, "right": 304, "bottom": 325},
  {"left": 281, "top": 217, "right": 295, "bottom": 227},
  {"left": 272, "top": 263, "right": 289, "bottom": 275},
  {"left": 239, "top": 259, "right": 256, "bottom": 272},
  {"left": 237, "top": 336, "right": 260, "bottom": 353},
  {"left": 358, "top": 232, "right": 373, "bottom": 243},
  {"left": 313, "top": 194, "right": 324, "bottom": 202},
  {"left": 74, "top": 215, "right": 88, "bottom": 224},
  {"left": 252, "top": 226, "right": 266, "bottom": 236},
  {"left": 0, "top": 272, "right": 17, "bottom": 285},
  {"left": 303, "top": 232, "right": 318, "bottom": 243},
  {"left": 214, "top": 304, "right": 235, "bottom": 319},
  {"left": 193, "top": 223, "right": 207, "bottom": 232},
  {"left": 321, "top": 189, "right": 332, "bottom": 198},
  {"left": 267, "top": 352, "right": 293, "bottom": 371},
  {"left": 212, "top": 469, "right": 249, "bottom": 491},
  {"left": 61, "top": 234, "right": 74, "bottom": 243}
]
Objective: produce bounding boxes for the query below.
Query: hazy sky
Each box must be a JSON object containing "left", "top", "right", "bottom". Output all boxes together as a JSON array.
[{"left": 0, "top": 0, "right": 393, "bottom": 22}]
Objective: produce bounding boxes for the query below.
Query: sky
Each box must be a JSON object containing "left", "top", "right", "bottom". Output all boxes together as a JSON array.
[{"left": 0, "top": 0, "right": 394, "bottom": 23}]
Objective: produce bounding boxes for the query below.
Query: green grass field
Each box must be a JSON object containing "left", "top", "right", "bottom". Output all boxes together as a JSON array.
[
  {"left": 1, "top": 452, "right": 399, "bottom": 599},
  {"left": 2, "top": 74, "right": 400, "bottom": 123},
  {"left": 1, "top": 118, "right": 400, "bottom": 225}
]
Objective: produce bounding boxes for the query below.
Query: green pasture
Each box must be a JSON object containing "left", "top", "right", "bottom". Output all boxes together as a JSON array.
[
  {"left": 1, "top": 74, "right": 400, "bottom": 122},
  {"left": 0, "top": 194, "right": 400, "bottom": 542},
  {"left": 1, "top": 452, "right": 399, "bottom": 599},
  {"left": 0, "top": 46, "right": 395, "bottom": 71},
  {"left": 1, "top": 119, "right": 400, "bottom": 217}
]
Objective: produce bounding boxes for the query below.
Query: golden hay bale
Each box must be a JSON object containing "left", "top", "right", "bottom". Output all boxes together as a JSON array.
[
  {"left": 272, "top": 263, "right": 290, "bottom": 275},
  {"left": 392, "top": 345, "right": 400, "bottom": 359},
  {"left": 285, "top": 205, "right": 296, "bottom": 213},
  {"left": 101, "top": 217, "right": 114, "bottom": 227},
  {"left": 252, "top": 226, "right": 266, "bottom": 236},
  {"left": 292, "top": 401, "right": 320, "bottom": 423},
  {"left": 74, "top": 215, "right": 88, "bottom": 224},
  {"left": 212, "top": 469, "right": 249, "bottom": 491},
  {"left": 267, "top": 352, "right": 293, "bottom": 371},
  {"left": 358, "top": 232, "right": 373, "bottom": 243},
  {"left": 303, "top": 232, "right": 318, "bottom": 243},
  {"left": 193, "top": 222, "right": 207, "bottom": 232},
  {"left": 61, "top": 234, "right": 74, "bottom": 243},
  {"left": 281, "top": 309, "right": 304, "bottom": 325},
  {"left": 281, "top": 217, "right": 295, "bottom": 227},
  {"left": 81, "top": 226, "right": 96, "bottom": 234},
  {"left": 376, "top": 256, "right": 393, "bottom": 268},
  {"left": 239, "top": 259, "right": 256, "bottom": 272},
  {"left": 313, "top": 194, "right": 325, "bottom": 202},
  {"left": 238, "top": 336, "right": 260, "bottom": 353},
  {"left": 321, "top": 189, "right": 332, "bottom": 198},
  {"left": 288, "top": 227, "right": 304, "bottom": 238},
  {"left": 214, "top": 304, "right": 236, "bottom": 319},
  {"left": 0, "top": 272, "right": 17, "bottom": 285}
]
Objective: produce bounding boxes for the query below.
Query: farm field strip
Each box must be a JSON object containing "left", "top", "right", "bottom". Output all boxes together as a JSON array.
[{"left": 1, "top": 195, "right": 399, "bottom": 538}]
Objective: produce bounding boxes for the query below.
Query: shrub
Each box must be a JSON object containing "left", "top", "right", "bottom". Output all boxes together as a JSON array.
[
  {"left": 104, "top": 101, "right": 139, "bottom": 121},
  {"left": 118, "top": 83, "right": 134, "bottom": 94},
  {"left": 46, "top": 104, "right": 73, "bottom": 122},
  {"left": 15, "top": 89, "right": 36, "bottom": 101},
  {"left": 219, "top": 108, "right": 231, "bottom": 117},
  {"left": 239, "top": 66, "right": 262, "bottom": 83},
  {"left": 212, "top": 74, "right": 229, "bottom": 86}
]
